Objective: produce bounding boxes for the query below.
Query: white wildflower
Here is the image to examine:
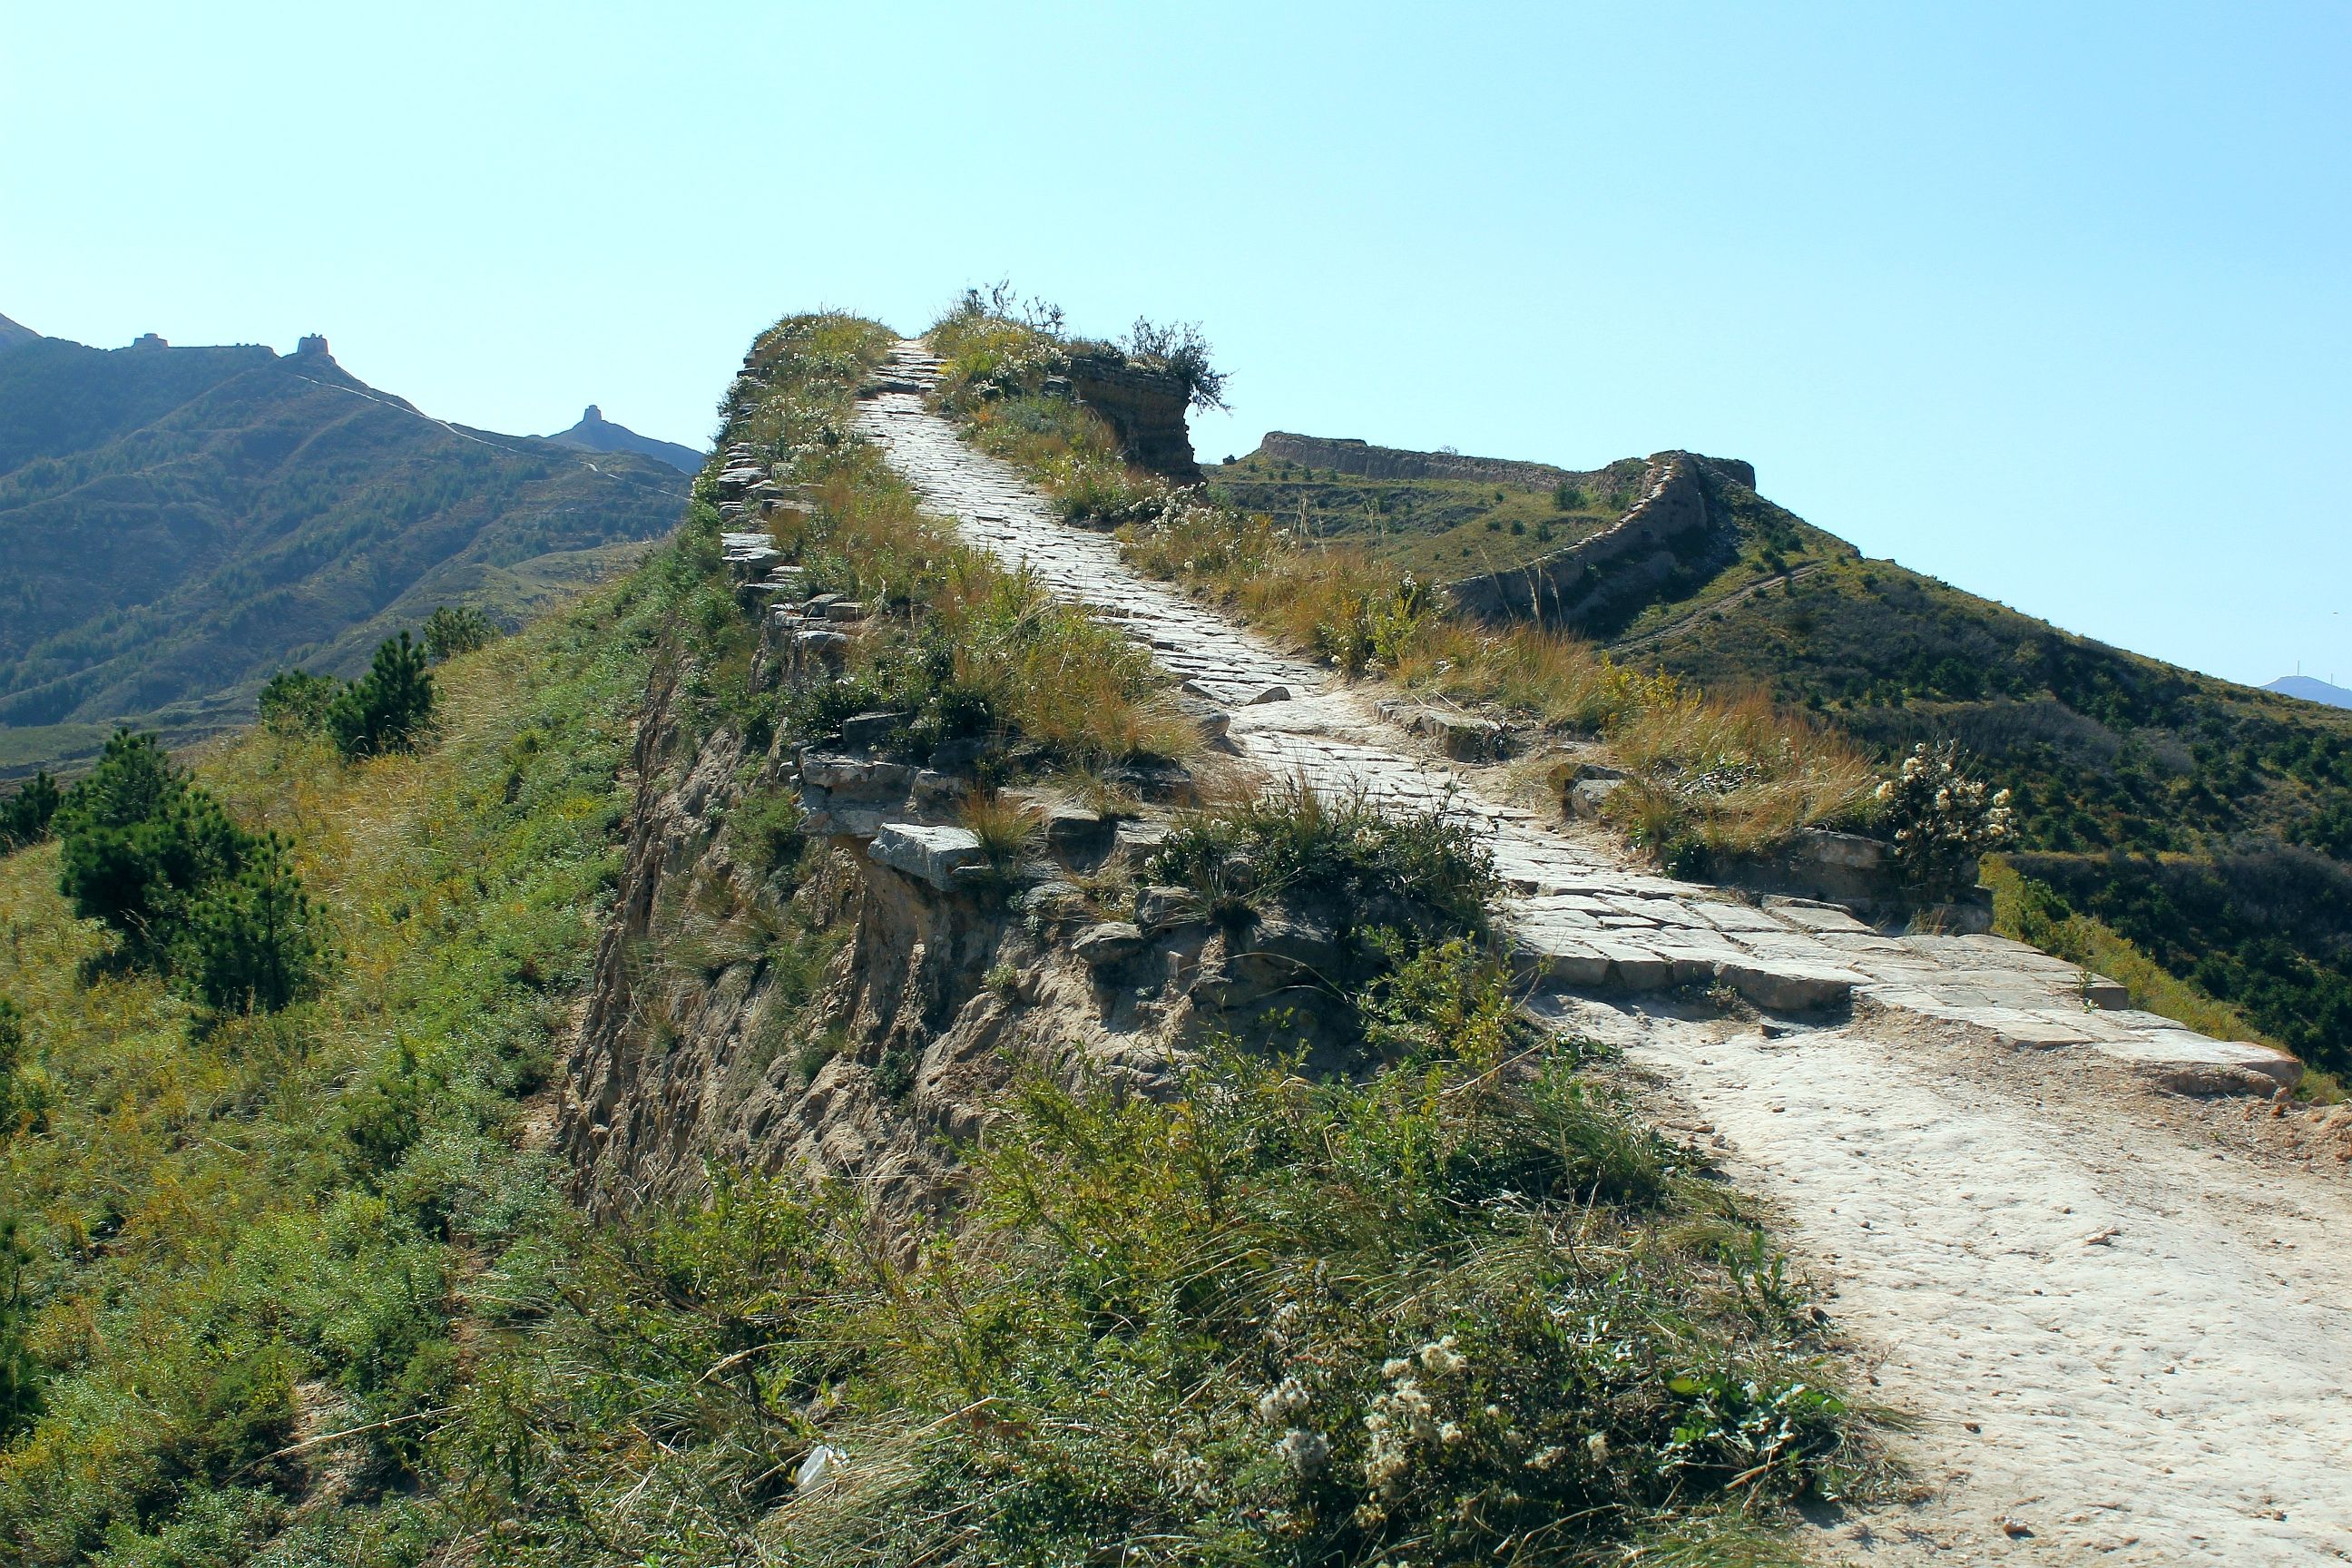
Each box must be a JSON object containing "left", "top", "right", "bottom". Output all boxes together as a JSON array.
[
  {"left": 1587, "top": 1431, "right": 1612, "bottom": 1462},
  {"left": 1524, "top": 1445, "right": 1564, "bottom": 1470},
  {"left": 1275, "top": 1427, "right": 1330, "bottom": 1475},
  {"left": 1381, "top": 1356, "right": 1413, "bottom": 1382},
  {"left": 1256, "top": 1377, "right": 1313, "bottom": 1425},
  {"left": 1438, "top": 1420, "right": 1465, "bottom": 1445},
  {"left": 1417, "top": 1335, "right": 1466, "bottom": 1376}
]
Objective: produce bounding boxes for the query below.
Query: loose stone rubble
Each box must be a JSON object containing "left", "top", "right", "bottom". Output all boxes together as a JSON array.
[{"left": 849, "top": 340, "right": 2301, "bottom": 1093}]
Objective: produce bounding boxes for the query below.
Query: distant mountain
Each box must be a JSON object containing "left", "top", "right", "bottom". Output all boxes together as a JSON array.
[
  {"left": 2266, "top": 675, "right": 2352, "bottom": 710},
  {"left": 0, "top": 328, "right": 689, "bottom": 776},
  {"left": 0, "top": 311, "right": 38, "bottom": 352},
  {"left": 547, "top": 404, "right": 703, "bottom": 474}
]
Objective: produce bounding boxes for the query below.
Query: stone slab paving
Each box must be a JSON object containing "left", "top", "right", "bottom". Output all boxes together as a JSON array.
[{"left": 851, "top": 340, "right": 2299, "bottom": 1087}]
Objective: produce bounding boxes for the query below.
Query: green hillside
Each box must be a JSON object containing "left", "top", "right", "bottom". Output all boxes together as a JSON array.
[
  {"left": 1220, "top": 436, "right": 2352, "bottom": 1076},
  {"left": 0, "top": 334, "right": 688, "bottom": 776},
  {"left": 0, "top": 313, "right": 1855, "bottom": 1566}
]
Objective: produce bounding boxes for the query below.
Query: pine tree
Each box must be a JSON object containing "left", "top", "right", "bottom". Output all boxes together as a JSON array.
[
  {"left": 327, "top": 632, "right": 436, "bottom": 759},
  {"left": 0, "top": 771, "right": 61, "bottom": 850},
  {"left": 257, "top": 668, "right": 342, "bottom": 735},
  {"left": 181, "top": 833, "right": 324, "bottom": 1014},
  {"left": 0, "top": 1213, "right": 39, "bottom": 1440},
  {"left": 54, "top": 732, "right": 251, "bottom": 956}
]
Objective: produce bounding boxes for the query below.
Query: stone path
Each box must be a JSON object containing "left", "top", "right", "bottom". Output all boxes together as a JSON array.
[
  {"left": 850, "top": 341, "right": 2294, "bottom": 1087},
  {"left": 848, "top": 338, "right": 2352, "bottom": 1563}
]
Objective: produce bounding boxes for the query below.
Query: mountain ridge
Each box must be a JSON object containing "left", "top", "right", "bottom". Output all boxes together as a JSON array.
[
  {"left": 545, "top": 403, "right": 702, "bottom": 473},
  {"left": 0, "top": 332, "right": 688, "bottom": 775},
  {"left": 2267, "top": 674, "right": 2352, "bottom": 710}
]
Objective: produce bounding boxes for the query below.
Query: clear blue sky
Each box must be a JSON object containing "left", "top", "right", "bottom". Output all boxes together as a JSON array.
[{"left": 5, "top": 2, "right": 2346, "bottom": 688}]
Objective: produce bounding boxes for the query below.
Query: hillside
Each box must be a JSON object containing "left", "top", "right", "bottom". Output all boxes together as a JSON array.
[
  {"left": 0, "top": 328, "right": 688, "bottom": 776},
  {"left": 0, "top": 312, "right": 1876, "bottom": 1566},
  {"left": 6, "top": 304, "right": 2352, "bottom": 1564},
  {"left": 545, "top": 403, "right": 703, "bottom": 472},
  {"left": 1211, "top": 434, "right": 2352, "bottom": 1074}
]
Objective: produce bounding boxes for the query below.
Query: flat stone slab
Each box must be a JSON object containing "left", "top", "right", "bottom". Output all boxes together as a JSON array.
[
  {"left": 1716, "top": 959, "right": 1860, "bottom": 1012},
  {"left": 869, "top": 823, "right": 984, "bottom": 890},
  {"left": 2087, "top": 1033, "right": 2303, "bottom": 1093}
]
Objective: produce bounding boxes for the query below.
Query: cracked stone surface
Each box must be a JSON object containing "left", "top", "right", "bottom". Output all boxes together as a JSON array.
[{"left": 850, "top": 341, "right": 2293, "bottom": 1086}]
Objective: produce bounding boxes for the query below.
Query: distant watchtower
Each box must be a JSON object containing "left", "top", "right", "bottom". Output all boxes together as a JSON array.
[
  {"left": 130, "top": 332, "right": 168, "bottom": 350},
  {"left": 295, "top": 333, "right": 330, "bottom": 357}
]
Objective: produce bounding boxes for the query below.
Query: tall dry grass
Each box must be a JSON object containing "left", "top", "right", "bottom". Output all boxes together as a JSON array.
[{"left": 1123, "top": 506, "right": 1874, "bottom": 855}]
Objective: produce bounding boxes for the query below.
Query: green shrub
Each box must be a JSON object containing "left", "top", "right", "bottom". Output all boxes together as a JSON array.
[
  {"left": 177, "top": 832, "right": 326, "bottom": 1014},
  {"left": 1874, "top": 741, "right": 2014, "bottom": 897},
  {"left": 55, "top": 731, "right": 253, "bottom": 961},
  {"left": 0, "top": 772, "right": 61, "bottom": 851},
  {"left": 1151, "top": 782, "right": 1499, "bottom": 943},
  {"left": 256, "top": 668, "right": 340, "bottom": 735},
  {"left": 328, "top": 632, "right": 435, "bottom": 759},
  {"left": 421, "top": 604, "right": 500, "bottom": 662},
  {"left": 1121, "top": 316, "right": 1230, "bottom": 412},
  {"left": 0, "top": 1214, "right": 40, "bottom": 1443}
]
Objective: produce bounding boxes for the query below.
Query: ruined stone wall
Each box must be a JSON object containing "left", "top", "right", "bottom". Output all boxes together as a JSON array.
[
  {"left": 1062, "top": 351, "right": 1200, "bottom": 483},
  {"left": 1443, "top": 451, "right": 1743, "bottom": 632},
  {"left": 1257, "top": 431, "right": 1578, "bottom": 489}
]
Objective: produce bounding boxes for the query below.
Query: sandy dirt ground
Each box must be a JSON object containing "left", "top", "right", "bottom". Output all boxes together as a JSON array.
[{"left": 1547, "top": 994, "right": 2352, "bottom": 1564}]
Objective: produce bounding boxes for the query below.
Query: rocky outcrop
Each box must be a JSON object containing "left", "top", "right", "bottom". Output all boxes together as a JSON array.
[
  {"left": 1445, "top": 451, "right": 1754, "bottom": 632},
  {"left": 1060, "top": 350, "right": 1200, "bottom": 483}
]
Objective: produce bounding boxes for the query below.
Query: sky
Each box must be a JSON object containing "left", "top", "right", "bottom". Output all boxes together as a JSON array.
[{"left": 4, "top": 2, "right": 2346, "bottom": 689}]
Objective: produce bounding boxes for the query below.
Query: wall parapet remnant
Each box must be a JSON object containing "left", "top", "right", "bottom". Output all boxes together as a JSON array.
[
  {"left": 1444, "top": 451, "right": 1757, "bottom": 632},
  {"left": 1062, "top": 350, "right": 1200, "bottom": 483}
]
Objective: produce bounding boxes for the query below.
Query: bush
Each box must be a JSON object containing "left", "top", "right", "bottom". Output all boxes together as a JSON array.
[
  {"left": 55, "top": 731, "right": 253, "bottom": 959},
  {"left": 1121, "top": 316, "right": 1230, "bottom": 412},
  {"left": 0, "top": 1213, "right": 39, "bottom": 1443},
  {"left": 422, "top": 604, "right": 500, "bottom": 662},
  {"left": 49, "top": 729, "right": 325, "bottom": 1012},
  {"left": 328, "top": 632, "right": 436, "bottom": 759},
  {"left": 0, "top": 772, "right": 60, "bottom": 851},
  {"left": 1874, "top": 741, "right": 2014, "bottom": 897},
  {"left": 1152, "top": 782, "right": 1500, "bottom": 943},
  {"left": 257, "top": 668, "right": 340, "bottom": 735},
  {"left": 179, "top": 832, "right": 327, "bottom": 1014}
]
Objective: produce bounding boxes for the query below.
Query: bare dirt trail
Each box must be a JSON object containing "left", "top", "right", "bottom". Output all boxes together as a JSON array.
[
  {"left": 1562, "top": 996, "right": 2352, "bottom": 1563},
  {"left": 844, "top": 340, "right": 2352, "bottom": 1564}
]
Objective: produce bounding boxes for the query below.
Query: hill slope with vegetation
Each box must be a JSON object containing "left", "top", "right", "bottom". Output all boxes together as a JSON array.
[
  {"left": 1205, "top": 434, "right": 2352, "bottom": 1078},
  {"left": 0, "top": 309, "right": 1866, "bottom": 1567},
  {"left": 0, "top": 330, "right": 689, "bottom": 777}
]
